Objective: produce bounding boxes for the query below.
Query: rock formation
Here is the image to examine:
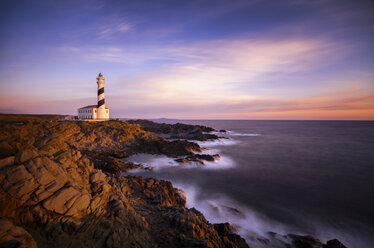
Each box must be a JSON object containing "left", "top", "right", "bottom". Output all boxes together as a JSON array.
[
  {"left": 0, "top": 115, "right": 348, "bottom": 248},
  {"left": 127, "top": 119, "right": 219, "bottom": 141},
  {"left": 0, "top": 116, "right": 248, "bottom": 248},
  {"left": 175, "top": 154, "right": 221, "bottom": 165}
]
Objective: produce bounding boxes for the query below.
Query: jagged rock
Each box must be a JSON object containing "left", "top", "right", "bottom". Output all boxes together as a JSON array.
[
  {"left": 2, "top": 164, "right": 39, "bottom": 200},
  {"left": 89, "top": 196, "right": 103, "bottom": 212},
  {"left": 0, "top": 219, "right": 37, "bottom": 248},
  {"left": 0, "top": 156, "right": 14, "bottom": 169},
  {"left": 288, "top": 234, "right": 323, "bottom": 248},
  {"left": 105, "top": 231, "right": 120, "bottom": 248},
  {"left": 26, "top": 157, "right": 56, "bottom": 185},
  {"left": 214, "top": 223, "right": 249, "bottom": 248},
  {"left": 42, "top": 186, "right": 81, "bottom": 215},
  {"left": 65, "top": 193, "right": 91, "bottom": 217},
  {"left": 127, "top": 119, "right": 219, "bottom": 141},
  {"left": 323, "top": 239, "right": 347, "bottom": 248},
  {"left": 90, "top": 171, "right": 107, "bottom": 183},
  {"left": 0, "top": 118, "right": 201, "bottom": 163},
  {"left": 175, "top": 154, "right": 220, "bottom": 165},
  {"left": 0, "top": 116, "right": 346, "bottom": 248},
  {"left": 15, "top": 149, "right": 39, "bottom": 164},
  {"left": 214, "top": 223, "right": 233, "bottom": 236},
  {"left": 161, "top": 140, "right": 201, "bottom": 156}
]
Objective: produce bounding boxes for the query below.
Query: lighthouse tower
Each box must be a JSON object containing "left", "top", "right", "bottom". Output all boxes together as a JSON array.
[
  {"left": 77, "top": 73, "right": 109, "bottom": 120},
  {"left": 96, "top": 73, "right": 109, "bottom": 119}
]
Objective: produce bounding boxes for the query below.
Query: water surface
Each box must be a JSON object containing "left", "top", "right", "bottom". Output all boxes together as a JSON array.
[{"left": 126, "top": 120, "right": 374, "bottom": 247}]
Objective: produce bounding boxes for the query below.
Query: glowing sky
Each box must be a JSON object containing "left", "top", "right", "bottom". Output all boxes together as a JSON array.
[{"left": 1, "top": 0, "right": 374, "bottom": 119}]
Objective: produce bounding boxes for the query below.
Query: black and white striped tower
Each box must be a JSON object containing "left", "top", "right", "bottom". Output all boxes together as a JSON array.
[{"left": 97, "top": 73, "right": 106, "bottom": 119}]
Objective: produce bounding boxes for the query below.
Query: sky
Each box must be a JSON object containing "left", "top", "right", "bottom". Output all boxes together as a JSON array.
[{"left": 1, "top": 0, "right": 374, "bottom": 120}]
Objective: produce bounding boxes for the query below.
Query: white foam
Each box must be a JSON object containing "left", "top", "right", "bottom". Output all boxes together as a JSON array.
[
  {"left": 126, "top": 153, "right": 179, "bottom": 171},
  {"left": 200, "top": 155, "right": 235, "bottom": 170},
  {"left": 194, "top": 138, "right": 239, "bottom": 147},
  {"left": 227, "top": 131, "right": 261, "bottom": 137},
  {"left": 196, "top": 148, "right": 221, "bottom": 155},
  {"left": 125, "top": 148, "right": 235, "bottom": 172},
  {"left": 172, "top": 182, "right": 290, "bottom": 247}
]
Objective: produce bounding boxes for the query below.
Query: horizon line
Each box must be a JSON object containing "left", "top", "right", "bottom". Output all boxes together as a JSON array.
[{"left": 1, "top": 113, "right": 373, "bottom": 121}]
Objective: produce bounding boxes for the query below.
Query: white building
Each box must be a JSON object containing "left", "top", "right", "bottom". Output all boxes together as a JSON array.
[{"left": 78, "top": 73, "right": 109, "bottom": 120}]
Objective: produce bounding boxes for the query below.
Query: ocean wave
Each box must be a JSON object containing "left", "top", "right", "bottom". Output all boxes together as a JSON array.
[
  {"left": 194, "top": 138, "right": 239, "bottom": 147},
  {"left": 200, "top": 155, "right": 235, "bottom": 170},
  {"left": 172, "top": 183, "right": 291, "bottom": 248},
  {"left": 126, "top": 153, "right": 179, "bottom": 171},
  {"left": 196, "top": 148, "right": 221, "bottom": 155},
  {"left": 227, "top": 131, "right": 261, "bottom": 137},
  {"left": 172, "top": 182, "right": 355, "bottom": 248},
  {"left": 126, "top": 152, "right": 235, "bottom": 171}
]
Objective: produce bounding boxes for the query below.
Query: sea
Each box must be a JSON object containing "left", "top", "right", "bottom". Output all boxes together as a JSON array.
[{"left": 124, "top": 120, "right": 374, "bottom": 248}]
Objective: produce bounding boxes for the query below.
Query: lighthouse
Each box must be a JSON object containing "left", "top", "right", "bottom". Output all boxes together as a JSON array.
[
  {"left": 77, "top": 73, "right": 110, "bottom": 120},
  {"left": 96, "top": 73, "right": 109, "bottom": 119}
]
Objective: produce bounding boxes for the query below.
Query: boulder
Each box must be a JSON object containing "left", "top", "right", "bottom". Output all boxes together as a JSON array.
[
  {"left": 0, "top": 219, "right": 37, "bottom": 248},
  {"left": 89, "top": 196, "right": 103, "bottom": 212},
  {"left": 15, "top": 149, "right": 39, "bottom": 164},
  {"left": 65, "top": 193, "right": 91, "bottom": 217},
  {"left": 26, "top": 157, "right": 56, "bottom": 185},
  {"left": 2, "top": 165, "right": 39, "bottom": 199},
  {"left": 0, "top": 156, "right": 14, "bottom": 169},
  {"left": 90, "top": 171, "right": 107, "bottom": 183},
  {"left": 175, "top": 154, "right": 220, "bottom": 165},
  {"left": 288, "top": 234, "right": 323, "bottom": 248},
  {"left": 214, "top": 223, "right": 233, "bottom": 236},
  {"left": 323, "top": 239, "right": 347, "bottom": 248},
  {"left": 42, "top": 186, "right": 81, "bottom": 214}
]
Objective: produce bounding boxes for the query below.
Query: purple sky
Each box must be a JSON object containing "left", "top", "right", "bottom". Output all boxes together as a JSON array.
[{"left": 1, "top": 0, "right": 374, "bottom": 119}]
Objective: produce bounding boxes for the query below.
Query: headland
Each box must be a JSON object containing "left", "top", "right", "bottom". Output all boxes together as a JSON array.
[{"left": 0, "top": 114, "right": 346, "bottom": 248}]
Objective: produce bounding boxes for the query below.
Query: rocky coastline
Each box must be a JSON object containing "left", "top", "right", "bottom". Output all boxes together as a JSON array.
[{"left": 0, "top": 114, "right": 347, "bottom": 248}]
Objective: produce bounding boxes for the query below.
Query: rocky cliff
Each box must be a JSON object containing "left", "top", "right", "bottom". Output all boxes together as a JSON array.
[
  {"left": 0, "top": 116, "right": 248, "bottom": 248},
  {"left": 126, "top": 119, "right": 219, "bottom": 141},
  {"left": 0, "top": 115, "right": 348, "bottom": 248}
]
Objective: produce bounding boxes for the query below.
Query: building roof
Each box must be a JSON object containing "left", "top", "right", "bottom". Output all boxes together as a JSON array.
[
  {"left": 78, "top": 105, "right": 109, "bottom": 110},
  {"left": 78, "top": 105, "right": 97, "bottom": 109}
]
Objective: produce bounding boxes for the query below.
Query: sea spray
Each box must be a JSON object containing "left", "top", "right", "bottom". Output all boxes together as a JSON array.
[
  {"left": 171, "top": 182, "right": 296, "bottom": 248},
  {"left": 228, "top": 131, "right": 262, "bottom": 137},
  {"left": 126, "top": 152, "right": 235, "bottom": 171},
  {"left": 193, "top": 138, "right": 240, "bottom": 147}
]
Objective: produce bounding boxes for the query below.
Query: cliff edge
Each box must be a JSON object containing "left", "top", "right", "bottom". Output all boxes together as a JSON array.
[
  {"left": 0, "top": 115, "right": 348, "bottom": 248},
  {"left": 0, "top": 116, "right": 248, "bottom": 248}
]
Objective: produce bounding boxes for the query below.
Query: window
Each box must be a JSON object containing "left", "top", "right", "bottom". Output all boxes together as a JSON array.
[{"left": 106, "top": 110, "right": 108, "bottom": 113}]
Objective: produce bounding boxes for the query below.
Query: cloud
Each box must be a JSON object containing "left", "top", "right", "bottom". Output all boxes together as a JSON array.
[
  {"left": 108, "top": 89, "right": 374, "bottom": 120},
  {"left": 49, "top": 35, "right": 374, "bottom": 119},
  {"left": 97, "top": 18, "right": 133, "bottom": 39},
  {"left": 57, "top": 35, "right": 345, "bottom": 66},
  {"left": 106, "top": 69, "right": 374, "bottom": 120},
  {"left": 109, "top": 36, "right": 351, "bottom": 102}
]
